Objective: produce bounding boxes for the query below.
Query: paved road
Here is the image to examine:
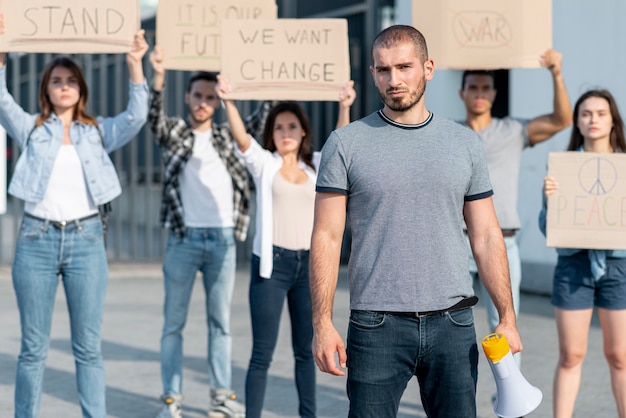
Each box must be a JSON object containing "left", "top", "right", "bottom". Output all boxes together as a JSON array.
[{"left": 0, "top": 263, "right": 616, "bottom": 417}]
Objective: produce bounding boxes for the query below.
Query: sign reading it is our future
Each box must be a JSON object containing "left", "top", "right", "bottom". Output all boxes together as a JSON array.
[{"left": 156, "top": 0, "right": 277, "bottom": 71}]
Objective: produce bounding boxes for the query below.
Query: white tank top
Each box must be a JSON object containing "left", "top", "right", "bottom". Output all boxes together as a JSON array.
[
  {"left": 26, "top": 144, "right": 98, "bottom": 221},
  {"left": 271, "top": 172, "right": 315, "bottom": 250}
]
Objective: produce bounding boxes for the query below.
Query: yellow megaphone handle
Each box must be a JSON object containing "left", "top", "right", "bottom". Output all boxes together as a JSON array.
[{"left": 482, "top": 332, "right": 510, "bottom": 363}]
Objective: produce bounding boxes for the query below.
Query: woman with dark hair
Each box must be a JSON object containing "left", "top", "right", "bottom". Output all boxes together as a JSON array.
[
  {"left": 217, "top": 76, "right": 355, "bottom": 418},
  {"left": 0, "top": 18, "right": 149, "bottom": 417},
  {"left": 539, "top": 89, "right": 626, "bottom": 418}
]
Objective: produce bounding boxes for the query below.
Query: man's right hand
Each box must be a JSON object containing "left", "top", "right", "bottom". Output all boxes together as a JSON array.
[{"left": 312, "top": 323, "right": 347, "bottom": 376}]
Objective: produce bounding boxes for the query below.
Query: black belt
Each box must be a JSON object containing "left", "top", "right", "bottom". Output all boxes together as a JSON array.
[
  {"left": 24, "top": 212, "right": 100, "bottom": 229},
  {"left": 386, "top": 295, "right": 479, "bottom": 317}
]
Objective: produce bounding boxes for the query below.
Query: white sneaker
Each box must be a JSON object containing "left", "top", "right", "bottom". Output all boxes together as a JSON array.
[
  {"left": 156, "top": 394, "right": 183, "bottom": 418},
  {"left": 208, "top": 392, "right": 245, "bottom": 418}
]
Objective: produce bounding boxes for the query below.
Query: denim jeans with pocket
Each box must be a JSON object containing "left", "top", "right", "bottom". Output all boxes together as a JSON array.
[
  {"left": 346, "top": 308, "right": 478, "bottom": 418},
  {"left": 245, "top": 249, "right": 316, "bottom": 418},
  {"left": 160, "top": 227, "right": 236, "bottom": 396},
  {"left": 12, "top": 215, "right": 108, "bottom": 418}
]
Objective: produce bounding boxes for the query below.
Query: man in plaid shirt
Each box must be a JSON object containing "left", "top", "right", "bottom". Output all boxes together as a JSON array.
[{"left": 149, "top": 46, "right": 267, "bottom": 418}]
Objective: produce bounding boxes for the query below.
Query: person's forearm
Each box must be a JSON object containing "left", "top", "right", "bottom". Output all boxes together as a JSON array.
[
  {"left": 128, "top": 60, "right": 145, "bottom": 84},
  {"left": 551, "top": 72, "right": 572, "bottom": 128},
  {"left": 152, "top": 71, "right": 165, "bottom": 91},
  {"left": 336, "top": 104, "right": 350, "bottom": 130},
  {"left": 473, "top": 228, "right": 516, "bottom": 325},
  {"left": 223, "top": 100, "right": 251, "bottom": 152},
  {"left": 310, "top": 233, "right": 342, "bottom": 328}
]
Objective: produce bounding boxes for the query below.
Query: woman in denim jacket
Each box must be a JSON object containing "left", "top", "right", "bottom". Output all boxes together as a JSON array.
[
  {"left": 0, "top": 18, "right": 149, "bottom": 418},
  {"left": 539, "top": 89, "right": 626, "bottom": 418}
]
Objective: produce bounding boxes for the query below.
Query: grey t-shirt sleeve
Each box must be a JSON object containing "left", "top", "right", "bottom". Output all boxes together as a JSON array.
[
  {"left": 512, "top": 117, "right": 532, "bottom": 147},
  {"left": 316, "top": 131, "right": 349, "bottom": 195},
  {"left": 465, "top": 133, "right": 494, "bottom": 201}
]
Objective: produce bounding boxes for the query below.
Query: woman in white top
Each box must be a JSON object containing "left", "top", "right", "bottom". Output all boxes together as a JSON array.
[{"left": 217, "top": 77, "right": 355, "bottom": 418}]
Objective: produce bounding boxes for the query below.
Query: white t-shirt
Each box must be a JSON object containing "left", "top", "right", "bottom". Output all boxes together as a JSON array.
[
  {"left": 26, "top": 144, "right": 98, "bottom": 221},
  {"left": 179, "top": 130, "right": 234, "bottom": 228}
]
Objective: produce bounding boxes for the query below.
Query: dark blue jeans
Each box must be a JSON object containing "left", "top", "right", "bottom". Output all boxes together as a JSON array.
[
  {"left": 245, "top": 248, "right": 316, "bottom": 418},
  {"left": 346, "top": 308, "right": 478, "bottom": 418}
]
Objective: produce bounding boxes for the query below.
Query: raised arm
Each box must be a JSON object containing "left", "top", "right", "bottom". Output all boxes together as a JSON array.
[
  {"left": 336, "top": 80, "right": 356, "bottom": 129},
  {"left": 99, "top": 29, "right": 149, "bottom": 151},
  {"left": 149, "top": 45, "right": 166, "bottom": 92},
  {"left": 0, "top": 13, "right": 38, "bottom": 144},
  {"left": 147, "top": 45, "right": 174, "bottom": 144},
  {"left": 464, "top": 196, "right": 522, "bottom": 353},
  {"left": 526, "top": 49, "right": 573, "bottom": 145},
  {"left": 126, "top": 29, "right": 149, "bottom": 84},
  {"left": 310, "top": 192, "right": 348, "bottom": 376},
  {"left": 215, "top": 75, "right": 252, "bottom": 152}
]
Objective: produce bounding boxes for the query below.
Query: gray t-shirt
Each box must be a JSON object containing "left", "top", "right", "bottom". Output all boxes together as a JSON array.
[
  {"left": 317, "top": 111, "right": 493, "bottom": 312},
  {"left": 460, "top": 117, "right": 530, "bottom": 229}
]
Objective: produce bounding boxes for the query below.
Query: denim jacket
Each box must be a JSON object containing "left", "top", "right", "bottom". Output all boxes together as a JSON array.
[{"left": 0, "top": 66, "right": 149, "bottom": 205}]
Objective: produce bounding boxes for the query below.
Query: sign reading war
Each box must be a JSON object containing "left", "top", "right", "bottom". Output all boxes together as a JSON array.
[
  {"left": 156, "top": 0, "right": 278, "bottom": 72},
  {"left": 546, "top": 152, "right": 626, "bottom": 250},
  {"left": 412, "top": 0, "right": 551, "bottom": 70},
  {"left": 0, "top": 0, "right": 140, "bottom": 53},
  {"left": 219, "top": 18, "right": 350, "bottom": 101}
]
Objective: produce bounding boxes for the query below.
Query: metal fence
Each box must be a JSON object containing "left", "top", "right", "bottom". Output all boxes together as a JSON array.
[{"left": 0, "top": 2, "right": 389, "bottom": 264}]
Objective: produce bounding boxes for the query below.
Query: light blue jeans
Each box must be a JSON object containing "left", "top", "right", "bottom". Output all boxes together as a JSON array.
[
  {"left": 160, "top": 227, "right": 236, "bottom": 396},
  {"left": 12, "top": 215, "right": 108, "bottom": 418},
  {"left": 469, "top": 234, "right": 521, "bottom": 366}
]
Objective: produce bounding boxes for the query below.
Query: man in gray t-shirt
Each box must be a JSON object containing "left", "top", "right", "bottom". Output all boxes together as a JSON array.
[
  {"left": 459, "top": 56, "right": 572, "bottom": 339},
  {"left": 310, "top": 25, "right": 521, "bottom": 418}
]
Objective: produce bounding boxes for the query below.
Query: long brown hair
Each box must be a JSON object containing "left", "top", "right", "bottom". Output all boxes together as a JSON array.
[
  {"left": 568, "top": 89, "right": 626, "bottom": 152},
  {"left": 262, "top": 102, "right": 315, "bottom": 171},
  {"left": 36, "top": 56, "right": 98, "bottom": 127}
]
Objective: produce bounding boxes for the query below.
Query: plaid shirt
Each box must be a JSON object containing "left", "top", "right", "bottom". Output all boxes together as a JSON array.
[{"left": 149, "top": 87, "right": 268, "bottom": 241}]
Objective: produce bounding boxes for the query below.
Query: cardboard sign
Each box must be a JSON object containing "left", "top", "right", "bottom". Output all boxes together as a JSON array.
[
  {"left": 412, "top": 0, "right": 551, "bottom": 69},
  {"left": 156, "top": 0, "right": 278, "bottom": 72},
  {"left": 546, "top": 152, "right": 626, "bottom": 250},
  {"left": 0, "top": 0, "right": 140, "bottom": 53},
  {"left": 219, "top": 18, "right": 350, "bottom": 101}
]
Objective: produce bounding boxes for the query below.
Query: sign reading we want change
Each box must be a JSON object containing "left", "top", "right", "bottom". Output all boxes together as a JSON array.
[
  {"left": 156, "top": 0, "right": 277, "bottom": 71},
  {"left": 0, "top": 0, "right": 139, "bottom": 53},
  {"left": 219, "top": 19, "right": 350, "bottom": 101},
  {"left": 546, "top": 152, "right": 626, "bottom": 250},
  {"left": 412, "top": 0, "right": 551, "bottom": 69}
]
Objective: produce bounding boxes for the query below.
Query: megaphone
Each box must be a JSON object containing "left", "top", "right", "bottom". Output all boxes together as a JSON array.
[{"left": 481, "top": 333, "right": 542, "bottom": 418}]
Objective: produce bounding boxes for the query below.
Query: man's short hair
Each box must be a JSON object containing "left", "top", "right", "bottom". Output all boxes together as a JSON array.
[
  {"left": 371, "top": 25, "right": 428, "bottom": 64},
  {"left": 460, "top": 70, "right": 496, "bottom": 90},
  {"left": 187, "top": 71, "right": 218, "bottom": 92}
]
